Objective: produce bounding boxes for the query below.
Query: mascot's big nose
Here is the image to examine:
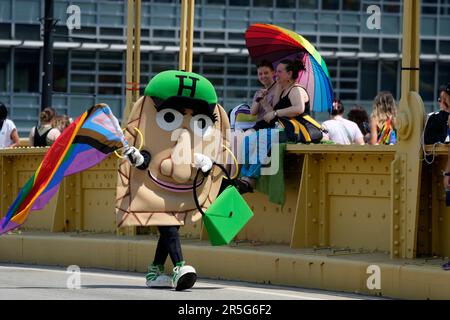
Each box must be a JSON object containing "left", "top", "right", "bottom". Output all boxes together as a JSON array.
[{"left": 160, "top": 128, "right": 192, "bottom": 184}]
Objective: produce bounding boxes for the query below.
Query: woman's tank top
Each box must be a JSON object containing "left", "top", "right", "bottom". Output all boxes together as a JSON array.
[{"left": 273, "top": 85, "right": 310, "bottom": 121}]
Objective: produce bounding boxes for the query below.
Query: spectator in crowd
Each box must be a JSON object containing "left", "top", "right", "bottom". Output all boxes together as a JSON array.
[
  {"left": 251, "top": 60, "right": 277, "bottom": 130},
  {"left": 55, "top": 114, "right": 71, "bottom": 133},
  {"left": 439, "top": 83, "right": 450, "bottom": 112},
  {"left": 441, "top": 84, "right": 450, "bottom": 189},
  {"left": 322, "top": 99, "right": 364, "bottom": 145},
  {"left": 369, "top": 91, "right": 398, "bottom": 145},
  {"left": 347, "top": 105, "right": 371, "bottom": 143},
  {"left": 0, "top": 102, "right": 20, "bottom": 148},
  {"left": 29, "top": 107, "right": 61, "bottom": 147}
]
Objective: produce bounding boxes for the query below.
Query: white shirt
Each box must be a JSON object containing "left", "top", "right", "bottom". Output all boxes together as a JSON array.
[
  {"left": 322, "top": 116, "right": 364, "bottom": 145},
  {"left": 0, "top": 119, "right": 17, "bottom": 148}
]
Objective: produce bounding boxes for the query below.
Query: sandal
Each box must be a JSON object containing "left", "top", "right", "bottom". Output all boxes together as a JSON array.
[{"left": 235, "top": 178, "right": 254, "bottom": 195}]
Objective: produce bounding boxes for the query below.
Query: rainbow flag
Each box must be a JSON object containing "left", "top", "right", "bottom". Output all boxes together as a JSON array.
[{"left": 0, "top": 104, "right": 127, "bottom": 234}]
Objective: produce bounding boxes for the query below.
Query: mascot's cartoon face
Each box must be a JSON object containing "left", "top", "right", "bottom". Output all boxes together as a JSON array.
[{"left": 116, "top": 70, "right": 230, "bottom": 227}]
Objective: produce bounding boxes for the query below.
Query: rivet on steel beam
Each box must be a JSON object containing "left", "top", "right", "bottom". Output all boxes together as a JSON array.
[
  {"left": 395, "top": 178, "right": 399, "bottom": 184},
  {"left": 307, "top": 203, "right": 312, "bottom": 208},
  {"left": 313, "top": 189, "right": 317, "bottom": 193},
  {"left": 394, "top": 240, "right": 399, "bottom": 246},
  {"left": 312, "top": 218, "right": 317, "bottom": 223},
  {"left": 395, "top": 169, "right": 400, "bottom": 174},
  {"left": 308, "top": 174, "right": 312, "bottom": 178},
  {"left": 394, "top": 194, "right": 399, "bottom": 200},
  {"left": 66, "top": 195, "right": 71, "bottom": 199},
  {"left": 394, "top": 225, "right": 399, "bottom": 230},
  {"left": 394, "top": 209, "right": 399, "bottom": 215}
]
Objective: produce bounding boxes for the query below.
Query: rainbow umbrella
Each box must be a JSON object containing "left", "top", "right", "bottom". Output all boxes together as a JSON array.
[{"left": 245, "top": 23, "right": 334, "bottom": 113}]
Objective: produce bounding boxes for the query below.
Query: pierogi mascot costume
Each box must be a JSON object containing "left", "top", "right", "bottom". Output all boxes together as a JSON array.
[{"left": 116, "top": 70, "right": 230, "bottom": 291}]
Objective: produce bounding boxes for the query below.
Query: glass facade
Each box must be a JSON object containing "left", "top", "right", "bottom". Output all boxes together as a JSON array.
[{"left": 0, "top": 0, "right": 449, "bottom": 135}]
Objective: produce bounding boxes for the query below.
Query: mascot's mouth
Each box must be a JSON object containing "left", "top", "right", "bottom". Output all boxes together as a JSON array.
[{"left": 147, "top": 170, "right": 205, "bottom": 193}]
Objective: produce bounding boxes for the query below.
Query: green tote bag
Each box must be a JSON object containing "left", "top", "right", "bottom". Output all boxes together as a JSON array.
[{"left": 193, "top": 163, "right": 254, "bottom": 246}]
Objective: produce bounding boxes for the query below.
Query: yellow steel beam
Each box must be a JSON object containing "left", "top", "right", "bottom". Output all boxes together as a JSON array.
[
  {"left": 393, "top": 0, "right": 425, "bottom": 258},
  {"left": 133, "top": 0, "right": 141, "bottom": 103},
  {"left": 185, "top": 0, "right": 195, "bottom": 72},
  {"left": 124, "top": 0, "right": 134, "bottom": 126},
  {"left": 179, "top": 0, "right": 188, "bottom": 71}
]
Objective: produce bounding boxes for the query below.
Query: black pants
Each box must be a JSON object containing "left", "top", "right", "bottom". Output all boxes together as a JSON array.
[{"left": 153, "top": 226, "right": 183, "bottom": 266}]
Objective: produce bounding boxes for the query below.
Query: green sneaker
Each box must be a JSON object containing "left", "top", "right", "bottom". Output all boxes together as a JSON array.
[
  {"left": 146, "top": 264, "right": 172, "bottom": 288},
  {"left": 172, "top": 261, "right": 197, "bottom": 291}
]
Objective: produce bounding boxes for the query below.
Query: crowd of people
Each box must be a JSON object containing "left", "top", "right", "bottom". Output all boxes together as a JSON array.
[
  {"left": 228, "top": 59, "right": 449, "bottom": 194},
  {"left": 232, "top": 59, "right": 401, "bottom": 147},
  {"left": 0, "top": 104, "right": 72, "bottom": 149}
]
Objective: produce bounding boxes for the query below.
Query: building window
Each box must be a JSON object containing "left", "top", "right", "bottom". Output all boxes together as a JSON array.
[
  {"left": 380, "top": 61, "right": 398, "bottom": 97},
  {"left": 438, "top": 62, "right": 450, "bottom": 89},
  {"left": 0, "top": 49, "right": 9, "bottom": 92},
  {"left": 362, "top": 38, "right": 379, "bottom": 52},
  {"left": 342, "top": 0, "right": 360, "bottom": 11},
  {"left": 14, "top": 49, "right": 40, "bottom": 93},
  {"left": 322, "top": 0, "right": 339, "bottom": 10},
  {"left": 420, "top": 61, "right": 435, "bottom": 102},
  {"left": 382, "top": 39, "right": 399, "bottom": 53},
  {"left": 253, "top": 0, "right": 273, "bottom": 7},
  {"left": 276, "top": 0, "right": 296, "bottom": 8},
  {"left": 230, "top": 0, "right": 250, "bottom": 5},
  {"left": 299, "top": 0, "right": 317, "bottom": 9},
  {"left": 15, "top": 24, "right": 41, "bottom": 41},
  {"left": 360, "top": 61, "right": 378, "bottom": 100},
  {"left": 53, "top": 52, "right": 68, "bottom": 93}
]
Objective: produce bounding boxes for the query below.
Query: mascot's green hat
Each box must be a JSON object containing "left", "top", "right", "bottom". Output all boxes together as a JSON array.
[{"left": 144, "top": 70, "right": 217, "bottom": 115}]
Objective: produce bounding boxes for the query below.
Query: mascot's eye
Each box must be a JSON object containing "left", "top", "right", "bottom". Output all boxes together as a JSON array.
[
  {"left": 156, "top": 109, "right": 184, "bottom": 131},
  {"left": 190, "top": 114, "right": 213, "bottom": 137}
]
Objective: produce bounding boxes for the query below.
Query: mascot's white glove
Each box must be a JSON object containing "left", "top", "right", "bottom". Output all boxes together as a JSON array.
[
  {"left": 194, "top": 153, "right": 213, "bottom": 174},
  {"left": 124, "top": 146, "right": 144, "bottom": 168}
]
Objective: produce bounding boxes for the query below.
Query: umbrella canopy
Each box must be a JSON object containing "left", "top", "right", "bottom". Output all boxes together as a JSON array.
[{"left": 245, "top": 23, "right": 334, "bottom": 113}]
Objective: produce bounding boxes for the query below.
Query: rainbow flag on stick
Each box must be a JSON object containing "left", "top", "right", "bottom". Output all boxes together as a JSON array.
[{"left": 0, "top": 104, "right": 128, "bottom": 234}]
